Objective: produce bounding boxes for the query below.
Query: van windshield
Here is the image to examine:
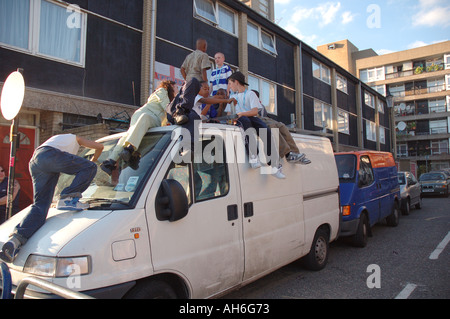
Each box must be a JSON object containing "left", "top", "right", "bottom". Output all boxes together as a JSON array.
[
  {"left": 53, "top": 131, "right": 172, "bottom": 210},
  {"left": 335, "top": 154, "right": 356, "bottom": 182},
  {"left": 397, "top": 173, "right": 406, "bottom": 185}
]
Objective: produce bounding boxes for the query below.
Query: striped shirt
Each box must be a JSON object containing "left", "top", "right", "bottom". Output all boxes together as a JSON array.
[{"left": 209, "top": 65, "right": 232, "bottom": 95}]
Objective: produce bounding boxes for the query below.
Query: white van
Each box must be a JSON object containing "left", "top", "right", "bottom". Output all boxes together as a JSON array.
[{"left": 0, "top": 124, "right": 340, "bottom": 299}]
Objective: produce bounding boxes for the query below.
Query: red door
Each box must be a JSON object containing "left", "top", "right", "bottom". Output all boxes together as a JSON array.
[{"left": 1, "top": 125, "right": 35, "bottom": 211}]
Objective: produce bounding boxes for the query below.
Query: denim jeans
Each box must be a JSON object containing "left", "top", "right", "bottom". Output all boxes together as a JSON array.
[
  {"left": 237, "top": 116, "right": 274, "bottom": 163},
  {"left": 12, "top": 146, "right": 97, "bottom": 242}
]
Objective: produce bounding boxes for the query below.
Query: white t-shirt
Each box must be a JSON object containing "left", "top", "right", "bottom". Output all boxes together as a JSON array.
[
  {"left": 193, "top": 94, "right": 204, "bottom": 117},
  {"left": 225, "top": 90, "right": 261, "bottom": 115},
  {"left": 41, "top": 134, "right": 80, "bottom": 155}
]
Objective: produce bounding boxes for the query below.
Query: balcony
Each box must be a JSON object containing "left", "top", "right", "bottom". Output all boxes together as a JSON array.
[{"left": 397, "top": 146, "right": 450, "bottom": 162}]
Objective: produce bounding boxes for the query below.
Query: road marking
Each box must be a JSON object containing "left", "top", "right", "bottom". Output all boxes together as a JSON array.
[
  {"left": 395, "top": 283, "right": 417, "bottom": 299},
  {"left": 429, "top": 231, "right": 450, "bottom": 260}
]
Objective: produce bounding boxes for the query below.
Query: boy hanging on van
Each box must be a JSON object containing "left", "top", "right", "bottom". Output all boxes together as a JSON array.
[
  {"left": 225, "top": 72, "right": 285, "bottom": 179},
  {"left": 252, "top": 90, "right": 311, "bottom": 165},
  {"left": 0, "top": 134, "right": 104, "bottom": 263}
]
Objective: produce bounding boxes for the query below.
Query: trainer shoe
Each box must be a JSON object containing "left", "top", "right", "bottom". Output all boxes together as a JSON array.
[
  {"left": 100, "top": 159, "right": 117, "bottom": 176},
  {"left": 299, "top": 157, "right": 311, "bottom": 165},
  {"left": 249, "top": 155, "right": 262, "bottom": 169},
  {"left": 57, "top": 197, "right": 89, "bottom": 211},
  {"left": 119, "top": 145, "right": 135, "bottom": 162},
  {"left": 0, "top": 236, "right": 22, "bottom": 263},
  {"left": 286, "top": 152, "right": 306, "bottom": 163}
]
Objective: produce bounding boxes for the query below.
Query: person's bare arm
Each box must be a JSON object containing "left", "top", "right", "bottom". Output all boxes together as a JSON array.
[{"left": 76, "top": 136, "right": 104, "bottom": 162}]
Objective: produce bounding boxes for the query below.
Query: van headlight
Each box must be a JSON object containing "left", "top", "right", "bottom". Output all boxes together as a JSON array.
[{"left": 24, "top": 255, "right": 91, "bottom": 278}]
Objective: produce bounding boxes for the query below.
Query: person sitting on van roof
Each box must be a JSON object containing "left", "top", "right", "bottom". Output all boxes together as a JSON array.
[
  {"left": 225, "top": 71, "right": 285, "bottom": 179},
  {"left": 252, "top": 90, "right": 311, "bottom": 165}
]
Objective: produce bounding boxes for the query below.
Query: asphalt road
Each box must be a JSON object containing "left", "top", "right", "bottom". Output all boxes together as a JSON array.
[{"left": 223, "top": 195, "right": 450, "bottom": 299}]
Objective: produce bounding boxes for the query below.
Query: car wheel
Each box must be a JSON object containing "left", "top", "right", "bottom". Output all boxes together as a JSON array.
[
  {"left": 386, "top": 202, "right": 400, "bottom": 227},
  {"left": 352, "top": 213, "right": 369, "bottom": 248},
  {"left": 302, "top": 228, "right": 329, "bottom": 271},
  {"left": 124, "top": 279, "right": 178, "bottom": 299},
  {"left": 402, "top": 199, "right": 410, "bottom": 216}
]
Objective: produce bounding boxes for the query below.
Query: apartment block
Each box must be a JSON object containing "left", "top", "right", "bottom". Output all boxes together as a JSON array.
[
  {"left": 1, "top": 0, "right": 389, "bottom": 209},
  {"left": 356, "top": 42, "right": 450, "bottom": 172}
]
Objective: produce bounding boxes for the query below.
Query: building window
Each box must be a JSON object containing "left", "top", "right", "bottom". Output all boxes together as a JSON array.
[
  {"left": 365, "top": 120, "right": 377, "bottom": 142},
  {"left": 427, "top": 78, "right": 445, "bottom": 93},
  {"left": 377, "top": 100, "right": 384, "bottom": 114},
  {"left": 193, "top": 0, "right": 238, "bottom": 36},
  {"left": 397, "top": 143, "right": 408, "bottom": 157},
  {"left": 360, "top": 66, "right": 385, "bottom": 83},
  {"left": 430, "top": 120, "right": 448, "bottom": 134},
  {"left": 247, "top": 21, "right": 277, "bottom": 55},
  {"left": 194, "top": 0, "right": 217, "bottom": 24},
  {"left": 429, "top": 98, "right": 446, "bottom": 113},
  {"left": 248, "top": 75, "right": 277, "bottom": 115},
  {"left": 338, "top": 109, "right": 349, "bottom": 135},
  {"left": 431, "top": 139, "right": 449, "bottom": 155},
  {"left": 371, "top": 84, "right": 386, "bottom": 96},
  {"left": 336, "top": 74, "right": 348, "bottom": 94},
  {"left": 379, "top": 126, "right": 385, "bottom": 144},
  {"left": 312, "top": 59, "right": 330, "bottom": 84},
  {"left": 445, "top": 54, "right": 450, "bottom": 70},
  {"left": 365, "top": 92, "right": 375, "bottom": 108},
  {"left": 314, "top": 100, "right": 332, "bottom": 130},
  {"left": 0, "top": 0, "right": 86, "bottom": 66}
]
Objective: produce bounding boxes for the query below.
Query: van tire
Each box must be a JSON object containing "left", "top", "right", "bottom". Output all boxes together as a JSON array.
[
  {"left": 386, "top": 202, "right": 400, "bottom": 227},
  {"left": 352, "top": 213, "right": 368, "bottom": 248},
  {"left": 302, "top": 228, "right": 329, "bottom": 271},
  {"left": 124, "top": 279, "right": 178, "bottom": 299}
]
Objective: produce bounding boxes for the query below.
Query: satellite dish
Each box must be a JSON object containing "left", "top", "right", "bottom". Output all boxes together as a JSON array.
[
  {"left": 1, "top": 71, "right": 25, "bottom": 121},
  {"left": 397, "top": 121, "right": 407, "bottom": 131}
]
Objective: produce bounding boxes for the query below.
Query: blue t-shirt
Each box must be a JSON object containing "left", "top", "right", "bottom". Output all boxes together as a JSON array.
[{"left": 209, "top": 65, "right": 232, "bottom": 96}]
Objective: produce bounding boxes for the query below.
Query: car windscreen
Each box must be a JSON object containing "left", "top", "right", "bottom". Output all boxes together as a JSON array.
[
  {"left": 398, "top": 173, "right": 406, "bottom": 185},
  {"left": 420, "top": 173, "right": 444, "bottom": 181},
  {"left": 53, "top": 131, "right": 172, "bottom": 209},
  {"left": 335, "top": 154, "right": 357, "bottom": 182}
]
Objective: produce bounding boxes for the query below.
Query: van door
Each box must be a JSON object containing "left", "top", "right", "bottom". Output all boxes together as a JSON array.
[
  {"left": 147, "top": 130, "right": 244, "bottom": 298},
  {"left": 232, "top": 132, "right": 305, "bottom": 282},
  {"left": 358, "top": 155, "right": 380, "bottom": 225}
]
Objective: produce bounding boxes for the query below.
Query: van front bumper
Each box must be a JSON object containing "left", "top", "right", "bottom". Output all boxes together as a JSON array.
[{"left": 339, "top": 218, "right": 359, "bottom": 237}]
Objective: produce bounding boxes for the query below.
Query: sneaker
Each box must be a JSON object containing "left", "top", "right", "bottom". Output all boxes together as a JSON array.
[
  {"left": 100, "top": 159, "right": 117, "bottom": 176},
  {"left": 0, "top": 236, "right": 22, "bottom": 263},
  {"left": 127, "top": 152, "right": 141, "bottom": 170},
  {"left": 119, "top": 145, "right": 134, "bottom": 162},
  {"left": 174, "top": 114, "right": 189, "bottom": 125},
  {"left": 299, "top": 157, "right": 311, "bottom": 165},
  {"left": 286, "top": 152, "right": 306, "bottom": 163},
  {"left": 249, "top": 155, "right": 262, "bottom": 169},
  {"left": 57, "top": 197, "right": 89, "bottom": 211},
  {"left": 271, "top": 165, "right": 286, "bottom": 179}
]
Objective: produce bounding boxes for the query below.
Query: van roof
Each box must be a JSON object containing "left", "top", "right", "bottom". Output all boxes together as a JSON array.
[{"left": 335, "top": 151, "right": 396, "bottom": 168}]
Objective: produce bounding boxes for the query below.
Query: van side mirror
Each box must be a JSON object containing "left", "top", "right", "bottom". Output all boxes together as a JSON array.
[{"left": 155, "top": 179, "right": 189, "bottom": 222}]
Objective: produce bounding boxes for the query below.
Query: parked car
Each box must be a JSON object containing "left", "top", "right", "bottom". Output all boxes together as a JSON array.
[
  {"left": 398, "top": 171, "right": 422, "bottom": 215},
  {"left": 419, "top": 172, "right": 450, "bottom": 196},
  {"left": 335, "top": 151, "right": 400, "bottom": 247}
]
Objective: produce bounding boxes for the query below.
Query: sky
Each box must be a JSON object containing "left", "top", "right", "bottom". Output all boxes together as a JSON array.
[{"left": 273, "top": 0, "right": 450, "bottom": 55}]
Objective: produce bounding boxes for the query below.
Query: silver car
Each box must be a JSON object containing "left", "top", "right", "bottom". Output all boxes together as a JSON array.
[
  {"left": 420, "top": 172, "right": 450, "bottom": 197},
  {"left": 398, "top": 171, "right": 422, "bottom": 215}
]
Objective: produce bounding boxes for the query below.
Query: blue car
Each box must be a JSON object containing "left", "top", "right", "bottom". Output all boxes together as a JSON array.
[{"left": 335, "top": 151, "right": 401, "bottom": 247}]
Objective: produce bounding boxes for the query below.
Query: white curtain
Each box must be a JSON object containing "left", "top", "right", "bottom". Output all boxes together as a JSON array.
[
  {"left": 0, "top": 0, "right": 30, "bottom": 49},
  {"left": 39, "top": 0, "right": 81, "bottom": 63}
]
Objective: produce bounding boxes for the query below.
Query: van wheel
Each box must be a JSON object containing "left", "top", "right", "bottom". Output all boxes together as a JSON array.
[
  {"left": 386, "top": 202, "right": 400, "bottom": 227},
  {"left": 302, "top": 228, "right": 329, "bottom": 271},
  {"left": 352, "top": 213, "right": 369, "bottom": 248},
  {"left": 402, "top": 199, "right": 410, "bottom": 216},
  {"left": 124, "top": 279, "right": 178, "bottom": 299}
]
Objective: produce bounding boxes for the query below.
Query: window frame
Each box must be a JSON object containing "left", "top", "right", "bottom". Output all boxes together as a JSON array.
[
  {"left": 336, "top": 73, "right": 348, "bottom": 94},
  {"left": 0, "top": 0, "right": 87, "bottom": 67},
  {"left": 337, "top": 109, "right": 350, "bottom": 135},
  {"left": 312, "top": 59, "right": 331, "bottom": 84},
  {"left": 314, "top": 99, "right": 332, "bottom": 130},
  {"left": 247, "top": 20, "right": 277, "bottom": 56},
  {"left": 248, "top": 74, "right": 278, "bottom": 115},
  {"left": 193, "top": 0, "right": 238, "bottom": 36}
]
